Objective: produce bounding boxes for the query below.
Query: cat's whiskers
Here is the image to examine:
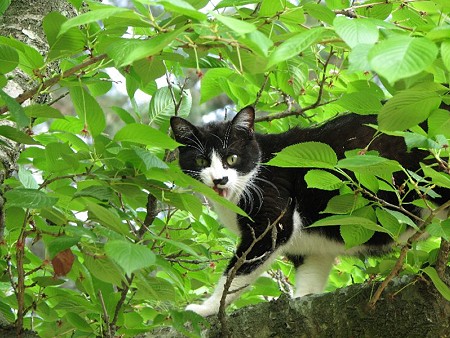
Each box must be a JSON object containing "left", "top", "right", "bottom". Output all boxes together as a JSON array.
[
  {"left": 211, "top": 133, "right": 226, "bottom": 149},
  {"left": 185, "top": 134, "right": 206, "bottom": 155}
]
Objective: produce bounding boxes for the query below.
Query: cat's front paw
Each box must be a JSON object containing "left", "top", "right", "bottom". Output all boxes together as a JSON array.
[{"left": 185, "top": 303, "right": 217, "bottom": 317}]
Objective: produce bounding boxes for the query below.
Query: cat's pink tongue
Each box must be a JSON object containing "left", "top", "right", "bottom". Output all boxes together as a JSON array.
[{"left": 213, "top": 186, "right": 227, "bottom": 198}]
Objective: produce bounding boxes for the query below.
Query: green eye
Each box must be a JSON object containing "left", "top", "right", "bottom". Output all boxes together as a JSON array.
[
  {"left": 226, "top": 154, "right": 239, "bottom": 166},
  {"left": 195, "top": 157, "right": 209, "bottom": 167}
]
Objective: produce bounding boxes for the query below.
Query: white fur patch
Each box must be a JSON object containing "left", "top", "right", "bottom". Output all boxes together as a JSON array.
[
  {"left": 293, "top": 255, "right": 335, "bottom": 297},
  {"left": 186, "top": 248, "right": 282, "bottom": 317}
]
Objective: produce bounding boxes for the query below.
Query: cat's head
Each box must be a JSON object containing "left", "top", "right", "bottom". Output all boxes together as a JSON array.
[{"left": 170, "top": 106, "right": 261, "bottom": 202}]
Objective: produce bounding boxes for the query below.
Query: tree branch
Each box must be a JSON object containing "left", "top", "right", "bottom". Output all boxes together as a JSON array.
[
  {"left": 255, "top": 48, "right": 336, "bottom": 123},
  {"left": 368, "top": 200, "right": 450, "bottom": 308},
  {"left": 0, "top": 54, "right": 108, "bottom": 115}
]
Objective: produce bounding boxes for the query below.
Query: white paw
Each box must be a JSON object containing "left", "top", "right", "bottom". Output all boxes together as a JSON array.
[{"left": 185, "top": 303, "right": 217, "bottom": 317}]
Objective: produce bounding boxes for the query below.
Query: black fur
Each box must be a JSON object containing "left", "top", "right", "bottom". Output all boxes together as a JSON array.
[{"left": 171, "top": 107, "right": 449, "bottom": 277}]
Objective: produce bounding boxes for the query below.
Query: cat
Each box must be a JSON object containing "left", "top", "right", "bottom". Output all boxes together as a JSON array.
[{"left": 170, "top": 106, "right": 449, "bottom": 317}]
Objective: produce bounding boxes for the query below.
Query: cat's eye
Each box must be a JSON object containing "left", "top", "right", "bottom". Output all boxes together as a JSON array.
[
  {"left": 226, "top": 154, "right": 239, "bottom": 166},
  {"left": 195, "top": 157, "right": 209, "bottom": 167}
]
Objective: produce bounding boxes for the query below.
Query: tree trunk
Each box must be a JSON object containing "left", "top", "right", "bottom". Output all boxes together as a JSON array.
[
  {"left": 0, "top": 0, "right": 74, "bottom": 335},
  {"left": 151, "top": 275, "right": 450, "bottom": 338}
]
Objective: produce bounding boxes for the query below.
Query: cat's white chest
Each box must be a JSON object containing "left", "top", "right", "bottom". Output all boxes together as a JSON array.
[{"left": 211, "top": 201, "right": 240, "bottom": 235}]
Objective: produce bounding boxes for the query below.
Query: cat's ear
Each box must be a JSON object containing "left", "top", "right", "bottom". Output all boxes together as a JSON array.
[
  {"left": 170, "top": 116, "right": 200, "bottom": 145},
  {"left": 231, "top": 106, "right": 255, "bottom": 135}
]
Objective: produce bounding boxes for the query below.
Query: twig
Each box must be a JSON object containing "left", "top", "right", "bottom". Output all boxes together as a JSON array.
[
  {"left": 0, "top": 54, "right": 108, "bottom": 115},
  {"left": 436, "top": 239, "right": 450, "bottom": 282},
  {"left": 15, "top": 210, "right": 31, "bottom": 338},
  {"left": 255, "top": 48, "right": 336, "bottom": 123},
  {"left": 98, "top": 290, "right": 112, "bottom": 338},
  {"left": 253, "top": 73, "right": 270, "bottom": 107},
  {"left": 111, "top": 278, "right": 133, "bottom": 334},
  {"left": 368, "top": 200, "right": 450, "bottom": 308},
  {"left": 218, "top": 204, "right": 289, "bottom": 337}
]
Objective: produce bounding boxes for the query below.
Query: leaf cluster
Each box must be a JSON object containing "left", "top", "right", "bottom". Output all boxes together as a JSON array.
[{"left": 0, "top": 0, "right": 449, "bottom": 336}]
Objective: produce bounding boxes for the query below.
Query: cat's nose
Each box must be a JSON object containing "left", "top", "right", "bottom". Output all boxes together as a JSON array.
[{"left": 213, "top": 177, "right": 228, "bottom": 186}]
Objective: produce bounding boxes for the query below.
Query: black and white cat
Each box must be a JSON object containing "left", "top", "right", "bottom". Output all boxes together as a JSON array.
[{"left": 170, "top": 106, "right": 449, "bottom": 317}]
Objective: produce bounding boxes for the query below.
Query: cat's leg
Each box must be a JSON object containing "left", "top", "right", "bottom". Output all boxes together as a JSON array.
[
  {"left": 186, "top": 240, "right": 281, "bottom": 316},
  {"left": 289, "top": 254, "right": 335, "bottom": 298}
]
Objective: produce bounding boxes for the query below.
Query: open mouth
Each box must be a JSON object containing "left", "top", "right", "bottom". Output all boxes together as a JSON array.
[{"left": 213, "top": 186, "right": 228, "bottom": 198}]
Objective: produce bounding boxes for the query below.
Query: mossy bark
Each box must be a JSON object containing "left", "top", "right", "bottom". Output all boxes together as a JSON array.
[{"left": 152, "top": 275, "right": 450, "bottom": 338}]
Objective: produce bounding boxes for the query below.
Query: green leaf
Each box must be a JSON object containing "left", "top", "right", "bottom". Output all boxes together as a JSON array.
[
  {"left": 4, "top": 189, "right": 58, "bottom": 209},
  {"left": 65, "top": 312, "right": 92, "bottom": 332},
  {"left": 159, "top": 0, "right": 207, "bottom": 21},
  {"left": 376, "top": 208, "right": 405, "bottom": 239},
  {"left": 0, "top": 125, "right": 38, "bottom": 145},
  {"left": 356, "top": 1, "right": 392, "bottom": 19},
  {"left": 267, "top": 142, "right": 338, "bottom": 169},
  {"left": 323, "top": 194, "right": 368, "bottom": 214},
  {"left": 384, "top": 209, "right": 418, "bottom": 230},
  {"left": 336, "top": 92, "right": 382, "bottom": 115},
  {"left": 0, "top": 45, "right": 19, "bottom": 74},
  {"left": 441, "top": 40, "right": 450, "bottom": 72},
  {"left": 0, "top": 300, "right": 14, "bottom": 323},
  {"left": 213, "top": 13, "right": 256, "bottom": 34},
  {"left": 378, "top": 89, "right": 441, "bottom": 131},
  {"left": 59, "top": 7, "right": 130, "bottom": 35},
  {"left": 266, "top": 28, "right": 325, "bottom": 69},
  {"left": 114, "top": 123, "right": 179, "bottom": 149},
  {"left": 24, "top": 105, "right": 64, "bottom": 119},
  {"left": 83, "top": 255, "right": 125, "bottom": 285},
  {"left": 111, "top": 106, "right": 136, "bottom": 124},
  {"left": 106, "top": 28, "right": 185, "bottom": 68},
  {"left": 86, "top": 202, "right": 129, "bottom": 236},
  {"left": 304, "top": 3, "right": 335, "bottom": 25},
  {"left": 238, "top": 30, "right": 274, "bottom": 57},
  {"left": 337, "top": 155, "right": 401, "bottom": 176},
  {"left": 69, "top": 86, "right": 106, "bottom": 137},
  {"left": 421, "top": 164, "right": 450, "bottom": 189},
  {"left": 215, "top": 0, "right": 259, "bottom": 9},
  {"left": 120, "top": 147, "right": 169, "bottom": 171},
  {"left": 304, "top": 169, "right": 343, "bottom": 190},
  {"left": 149, "top": 87, "right": 191, "bottom": 126},
  {"left": 310, "top": 215, "right": 391, "bottom": 234},
  {"left": 422, "top": 266, "right": 450, "bottom": 301},
  {"left": 340, "top": 224, "right": 374, "bottom": 249},
  {"left": 0, "top": 0, "right": 11, "bottom": 15},
  {"left": 334, "top": 16, "right": 379, "bottom": 48},
  {"left": 47, "top": 236, "right": 80, "bottom": 259},
  {"left": 135, "top": 277, "right": 176, "bottom": 302},
  {"left": 85, "top": 72, "right": 112, "bottom": 97},
  {"left": 151, "top": 235, "right": 200, "bottom": 258},
  {"left": 18, "top": 165, "right": 39, "bottom": 189},
  {"left": 74, "top": 186, "right": 113, "bottom": 201},
  {"left": 368, "top": 36, "right": 438, "bottom": 83},
  {"left": 356, "top": 173, "right": 379, "bottom": 193},
  {"left": 44, "top": 11, "right": 86, "bottom": 60},
  {"left": 325, "top": 0, "right": 350, "bottom": 10},
  {"left": 33, "top": 276, "right": 65, "bottom": 287},
  {"left": 0, "top": 36, "right": 44, "bottom": 75},
  {"left": 426, "top": 219, "right": 450, "bottom": 241},
  {"left": 105, "top": 240, "right": 156, "bottom": 275},
  {"left": 348, "top": 43, "right": 372, "bottom": 72},
  {"left": 200, "top": 68, "right": 235, "bottom": 103},
  {"left": 0, "top": 89, "right": 29, "bottom": 128},
  {"left": 428, "top": 109, "right": 450, "bottom": 138}
]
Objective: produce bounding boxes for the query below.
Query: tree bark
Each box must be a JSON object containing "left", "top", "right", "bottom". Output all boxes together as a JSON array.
[
  {"left": 0, "top": 0, "right": 74, "bottom": 335},
  {"left": 151, "top": 275, "right": 450, "bottom": 338}
]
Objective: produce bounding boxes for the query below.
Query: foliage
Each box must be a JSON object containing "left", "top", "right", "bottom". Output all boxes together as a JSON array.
[{"left": 0, "top": 0, "right": 449, "bottom": 337}]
